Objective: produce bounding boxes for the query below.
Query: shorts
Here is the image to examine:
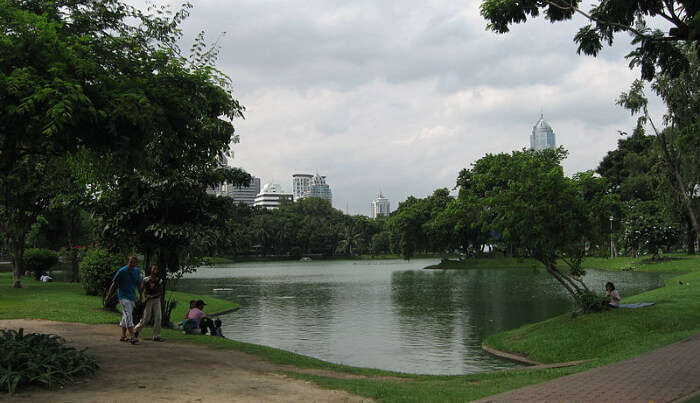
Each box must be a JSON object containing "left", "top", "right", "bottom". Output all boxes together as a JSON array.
[{"left": 119, "top": 299, "right": 136, "bottom": 328}]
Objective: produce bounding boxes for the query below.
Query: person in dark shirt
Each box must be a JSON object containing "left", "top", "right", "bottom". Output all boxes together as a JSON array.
[{"left": 134, "top": 265, "right": 165, "bottom": 341}]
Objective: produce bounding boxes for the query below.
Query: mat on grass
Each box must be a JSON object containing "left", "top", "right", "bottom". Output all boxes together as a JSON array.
[{"left": 619, "top": 302, "right": 655, "bottom": 309}]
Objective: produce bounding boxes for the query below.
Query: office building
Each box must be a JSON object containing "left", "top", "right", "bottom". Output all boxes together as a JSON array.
[
  {"left": 227, "top": 177, "right": 261, "bottom": 206},
  {"left": 530, "top": 114, "right": 556, "bottom": 151},
  {"left": 253, "top": 183, "right": 293, "bottom": 209},
  {"left": 292, "top": 174, "right": 313, "bottom": 200},
  {"left": 370, "top": 192, "right": 390, "bottom": 218},
  {"left": 305, "top": 173, "right": 332, "bottom": 204}
]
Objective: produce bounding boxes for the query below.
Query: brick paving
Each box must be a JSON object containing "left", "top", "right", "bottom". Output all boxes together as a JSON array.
[{"left": 475, "top": 334, "right": 700, "bottom": 402}]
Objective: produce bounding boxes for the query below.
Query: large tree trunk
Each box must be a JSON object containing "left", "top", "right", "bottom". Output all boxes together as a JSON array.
[
  {"left": 68, "top": 209, "right": 80, "bottom": 282},
  {"left": 11, "top": 236, "right": 25, "bottom": 288},
  {"left": 688, "top": 220, "right": 697, "bottom": 255}
]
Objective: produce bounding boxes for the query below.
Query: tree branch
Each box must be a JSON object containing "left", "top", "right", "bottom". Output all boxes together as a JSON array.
[
  {"left": 662, "top": 0, "right": 687, "bottom": 30},
  {"left": 545, "top": 0, "right": 649, "bottom": 38}
]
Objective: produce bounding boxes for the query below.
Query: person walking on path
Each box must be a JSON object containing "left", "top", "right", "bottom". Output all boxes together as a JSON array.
[
  {"left": 134, "top": 265, "right": 165, "bottom": 342},
  {"left": 105, "top": 256, "right": 143, "bottom": 344}
]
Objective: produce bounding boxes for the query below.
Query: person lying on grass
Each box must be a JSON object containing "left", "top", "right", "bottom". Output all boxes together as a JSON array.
[
  {"left": 605, "top": 282, "right": 621, "bottom": 308},
  {"left": 134, "top": 265, "right": 165, "bottom": 342},
  {"left": 105, "top": 256, "right": 143, "bottom": 344}
]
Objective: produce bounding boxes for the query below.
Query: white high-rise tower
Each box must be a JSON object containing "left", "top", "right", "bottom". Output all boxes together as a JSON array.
[
  {"left": 370, "top": 192, "right": 390, "bottom": 218},
  {"left": 530, "top": 114, "right": 556, "bottom": 150}
]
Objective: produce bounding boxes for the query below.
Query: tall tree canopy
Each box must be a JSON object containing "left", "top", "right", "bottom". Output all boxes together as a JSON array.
[
  {"left": 0, "top": 0, "right": 245, "bottom": 287},
  {"left": 458, "top": 148, "right": 616, "bottom": 310},
  {"left": 480, "top": 0, "right": 699, "bottom": 80}
]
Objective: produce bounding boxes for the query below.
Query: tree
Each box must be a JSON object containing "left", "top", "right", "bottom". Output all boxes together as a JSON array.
[
  {"left": 458, "top": 148, "right": 616, "bottom": 310},
  {"left": 480, "top": 0, "right": 699, "bottom": 80},
  {"left": 386, "top": 189, "right": 452, "bottom": 259},
  {"left": 0, "top": 158, "right": 51, "bottom": 287},
  {"left": 596, "top": 128, "right": 659, "bottom": 202},
  {"left": 622, "top": 201, "right": 680, "bottom": 258},
  {"left": 617, "top": 50, "right": 700, "bottom": 245},
  {"left": 0, "top": 0, "right": 212, "bottom": 287}
]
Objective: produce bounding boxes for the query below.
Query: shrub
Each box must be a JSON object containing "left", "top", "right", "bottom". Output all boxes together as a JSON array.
[
  {"left": 79, "top": 249, "right": 127, "bottom": 297},
  {"left": 23, "top": 248, "right": 59, "bottom": 280},
  {"left": 0, "top": 328, "right": 99, "bottom": 394},
  {"left": 578, "top": 290, "right": 609, "bottom": 313}
]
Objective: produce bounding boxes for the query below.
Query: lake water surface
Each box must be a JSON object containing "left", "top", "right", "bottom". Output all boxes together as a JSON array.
[{"left": 175, "top": 259, "right": 669, "bottom": 375}]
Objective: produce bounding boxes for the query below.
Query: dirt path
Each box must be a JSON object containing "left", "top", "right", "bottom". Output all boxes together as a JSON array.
[
  {"left": 475, "top": 333, "right": 700, "bottom": 403},
  {"left": 0, "top": 319, "right": 372, "bottom": 403}
]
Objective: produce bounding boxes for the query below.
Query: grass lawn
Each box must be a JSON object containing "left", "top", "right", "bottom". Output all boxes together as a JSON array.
[
  {"left": 483, "top": 254, "right": 700, "bottom": 365},
  {"left": 0, "top": 273, "right": 236, "bottom": 324},
  {"left": 1, "top": 254, "right": 698, "bottom": 402}
]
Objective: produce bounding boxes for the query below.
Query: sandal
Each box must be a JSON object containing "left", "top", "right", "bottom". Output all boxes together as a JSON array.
[
  {"left": 129, "top": 338, "right": 140, "bottom": 345},
  {"left": 152, "top": 337, "right": 165, "bottom": 342}
]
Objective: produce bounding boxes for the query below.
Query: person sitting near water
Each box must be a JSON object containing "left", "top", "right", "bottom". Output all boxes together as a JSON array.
[
  {"left": 605, "top": 282, "right": 621, "bottom": 308},
  {"left": 184, "top": 299, "right": 217, "bottom": 335},
  {"left": 214, "top": 319, "right": 224, "bottom": 337}
]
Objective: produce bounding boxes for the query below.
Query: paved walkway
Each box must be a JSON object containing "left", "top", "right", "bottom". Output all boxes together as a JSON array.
[{"left": 476, "top": 334, "right": 700, "bottom": 402}]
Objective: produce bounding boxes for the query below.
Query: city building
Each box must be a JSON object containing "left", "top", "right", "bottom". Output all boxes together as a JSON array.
[
  {"left": 293, "top": 173, "right": 332, "bottom": 205},
  {"left": 370, "top": 192, "right": 390, "bottom": 218},
  {"left": 530, "top": 114, "right": 556, "bottom": 151},
  {"left": 304, "top": 173, "right": 332, "bottom": 204},
  {"left": 227, "top": 177, "right": 261, "bottom": 206},
  {"left": 292, "top": 174, "right": 313, "bottom": 200},
  {"left": 253, "top": 183, "right": 293, "bottom": 209}
]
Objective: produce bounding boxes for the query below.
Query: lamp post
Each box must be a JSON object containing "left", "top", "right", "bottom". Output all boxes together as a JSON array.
[{"left": 609, "top": 216, "right": 614, "bottom": 259}]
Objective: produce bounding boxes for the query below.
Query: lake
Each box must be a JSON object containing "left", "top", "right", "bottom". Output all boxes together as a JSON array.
[{"left": 174, "top": 259, "right": 669, "bottom": 375}]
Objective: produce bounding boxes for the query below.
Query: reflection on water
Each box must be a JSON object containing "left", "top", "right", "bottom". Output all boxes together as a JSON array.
[{"left": 173, "top": 259, "right": 669, "bottom": 375}]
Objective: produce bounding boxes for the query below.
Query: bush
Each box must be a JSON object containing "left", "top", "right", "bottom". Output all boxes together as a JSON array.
[
  {"left": 0, "top": 328, "right": 99, "bottom": 394},
  {"left": 79, "top": 248, "right": 127, "bottom": 297},
  {"left": 578, "top": 290, "right": 609, "bottom": 313},
  {"left": 23, "top": 248, "right": 59, "bottom": 280}
]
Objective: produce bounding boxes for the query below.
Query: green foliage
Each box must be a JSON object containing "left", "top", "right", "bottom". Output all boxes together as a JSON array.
[
  {"left": 78, "top": 249, "right": 126, "bottom": 296},
  {"left": 480, "top": 0, "right": 698, "bottom": 80},
  {"left": 0, "top": 328, "right": 98, "bottom": 394},
  {"left": 456, "top": 148, "right": 617, "bottom": 307},
  {"left": 577, "top": 290, "right": 608, "bottom": 313},
  {"left": 596, "top": 129, "right": 659, "bottom": 202},
  {"left": 386, "top": 189, "right": 452, "bottom": 259},
  {"left": 623, "top": 212, "right": 680, "bottom": 257},
  {"left": 22, "top": 248, "right": 58, "bottom": 279}
]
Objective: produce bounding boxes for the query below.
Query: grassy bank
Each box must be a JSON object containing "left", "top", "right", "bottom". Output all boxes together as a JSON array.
[
  {"left": 0, "top": 273, "right": 236, "bottom": 324},
  {"left": 483, "top": 254, "right": 700, "bottom": 366}
]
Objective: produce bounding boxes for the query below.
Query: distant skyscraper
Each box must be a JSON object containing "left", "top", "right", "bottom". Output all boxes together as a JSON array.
[
  {"left": 530, "top": 114, "right": 556, "bottom": 150},
  {"left": 253, "top": 183, "right": 293, "bottom": 209},
  {"left": 292, "top": 174, "right": 313, "bottom": 200},
  {"left": 305, "top": 173, "right": 332, "bottom": 204},
  {"left": 227, "top": 177, "right": 261, "bottom": 206},
  {"left": 370, "top": 192, "right": 390, "bottom": 218}
]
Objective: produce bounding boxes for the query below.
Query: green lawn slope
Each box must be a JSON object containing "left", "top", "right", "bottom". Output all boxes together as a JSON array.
[{"left": 483, "top": 254, "right": 700, "bottom": 365}]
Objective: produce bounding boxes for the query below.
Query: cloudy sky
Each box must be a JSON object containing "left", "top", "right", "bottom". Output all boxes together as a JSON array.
[{"left": 148, "top": 0, "right": 664, "bottom": 215}]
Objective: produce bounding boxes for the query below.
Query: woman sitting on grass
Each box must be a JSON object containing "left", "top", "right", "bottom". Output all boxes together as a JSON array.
[{"left": 606, "top": 282, "right": 621, "bottom": 308}]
